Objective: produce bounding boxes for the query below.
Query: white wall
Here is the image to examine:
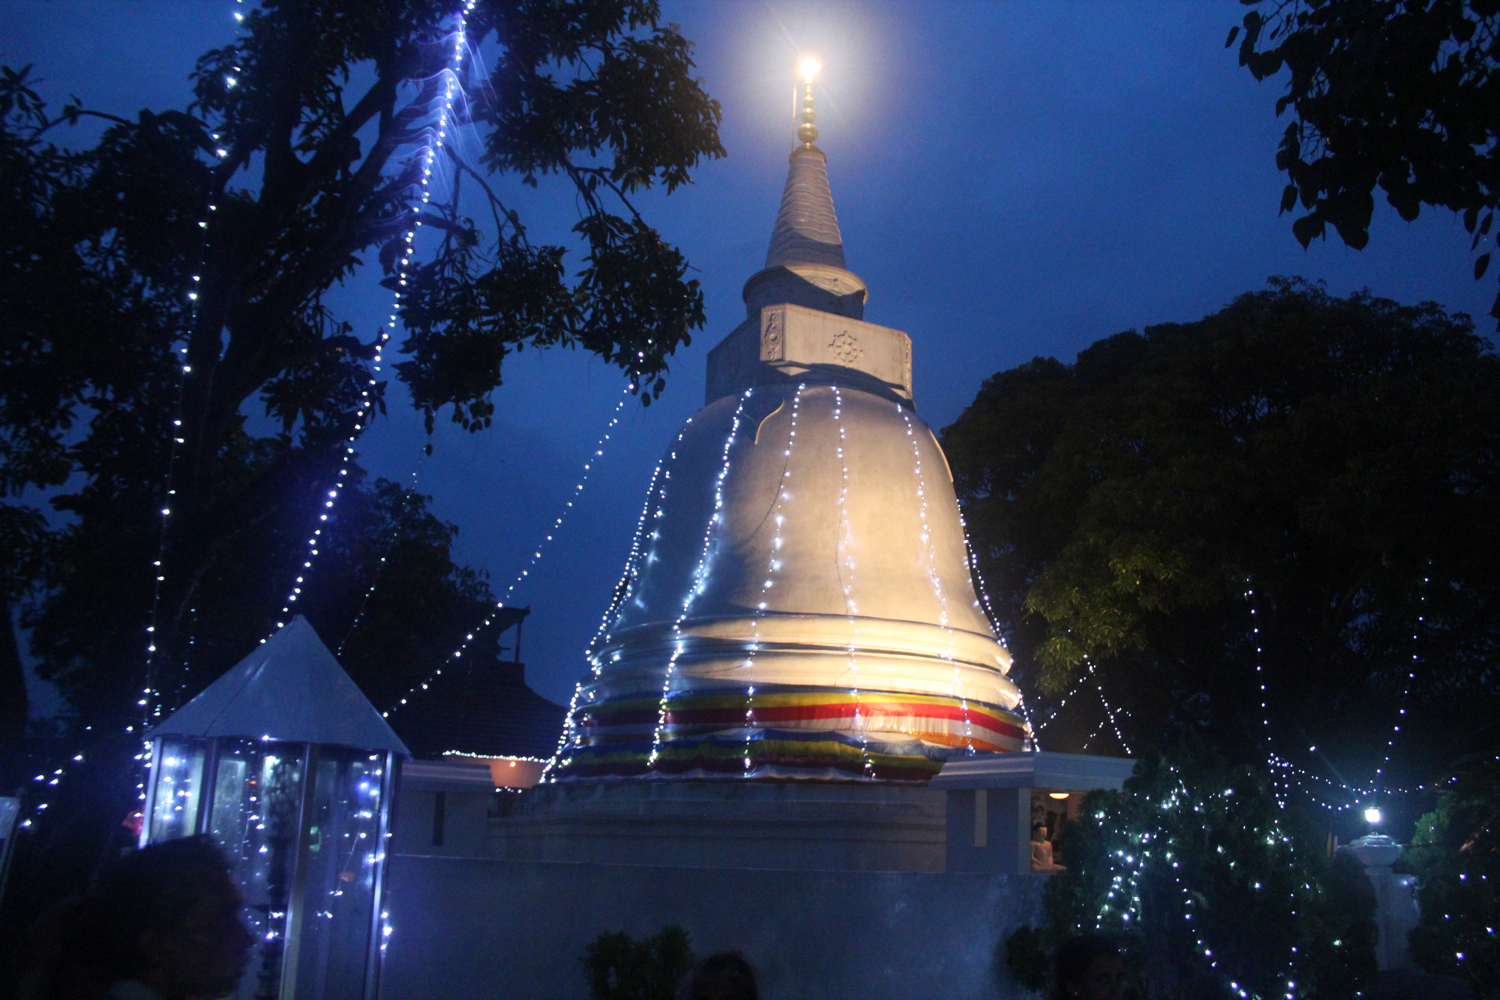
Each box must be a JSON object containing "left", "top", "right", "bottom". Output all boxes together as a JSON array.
[{"left": 379, "top": 854, "right": 1045, "bottom": 1000}]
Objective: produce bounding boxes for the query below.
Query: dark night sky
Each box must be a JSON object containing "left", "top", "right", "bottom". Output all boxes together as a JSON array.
[{"left": 4, "top": 1, "right": 1491, "bottom": 713}]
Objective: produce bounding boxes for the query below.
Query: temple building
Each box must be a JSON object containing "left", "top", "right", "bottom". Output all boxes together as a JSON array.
[
  {"left": 391, "top": 607, "right": 563, "bottom": 788},
  {"left": 550, "top": 66, "right": 1029, "bottom": 784}
]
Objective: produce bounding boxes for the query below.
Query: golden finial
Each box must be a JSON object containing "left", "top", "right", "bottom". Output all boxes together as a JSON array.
[{"left": 796, "top": 57, "right": 821, "bottom": 145}]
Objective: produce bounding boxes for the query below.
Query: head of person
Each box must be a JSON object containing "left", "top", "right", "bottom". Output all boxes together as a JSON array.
[
  {"left": 1054, "top": 934, "right": 1125, "bottom": 1000},
  {"left": 22, "top": 835, "right": 253, "bottom": 1000},
  {"left": 683, "top": 951, "right": 758, "bottom": 1000}
]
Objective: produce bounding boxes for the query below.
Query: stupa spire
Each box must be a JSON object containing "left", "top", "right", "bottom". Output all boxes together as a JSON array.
[
  {"left": 744, "top": 58, "right": 867, "bottom": 320},
  {"left": 764, "top": 58, "right": 847, "bottom": 270}
]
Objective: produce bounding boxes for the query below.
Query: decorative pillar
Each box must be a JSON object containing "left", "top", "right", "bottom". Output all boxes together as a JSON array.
[{"left": 1345, "top": 834, "right": 1420, "bottom": 971}]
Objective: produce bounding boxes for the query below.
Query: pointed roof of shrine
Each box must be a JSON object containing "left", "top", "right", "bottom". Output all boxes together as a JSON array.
[{"left": 152, "top": 616, "right": 409, "bottom": 754}]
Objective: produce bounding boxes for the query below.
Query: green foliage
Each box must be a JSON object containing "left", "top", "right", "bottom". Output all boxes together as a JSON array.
[
  {"left": 0, "top": 0, "right": 721, "bottom": 883},
  {"left": 1236, "top": 0, "right": 1500, "bottom": 321},
  {"left": 942, "top": 278, "right": 1500, "bottom": 771},
  {"left": 1003, "top": 923, "right": 1051, "bottom": 994},
  {"left": 581, "top": 926, "right": 694, "bottom": 1000},
  {"left": 0, "top": 0, "right": 722, "bottom": 732},
  {"left": 1402, "top": 758, "right": 1500, "bottom": 996},
  {"left": 1006, "top": 739, "right": 1376, "bottom": 1000},
  {"left": 0, "top": 503, "right": 48, "bottom": 764}
]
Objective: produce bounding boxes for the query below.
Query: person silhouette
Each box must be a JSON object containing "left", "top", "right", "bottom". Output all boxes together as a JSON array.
[
  {"left": 682, "top": 951, "right": 758, "bottom": 1000},
  {"left": 19, "top": 835, "right": 253, "bottom": 1000},
  {"left": 1053, "top": 934, "right": 1126, "bottom": 1000}
]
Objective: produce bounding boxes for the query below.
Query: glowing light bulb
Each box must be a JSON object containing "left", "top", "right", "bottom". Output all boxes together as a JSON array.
[
  {"left": 1364, "top": 806, "right": 1382, "bottom": 825},
  {"left": 799, "top": 57, "right": 821, "bottom": 81}
]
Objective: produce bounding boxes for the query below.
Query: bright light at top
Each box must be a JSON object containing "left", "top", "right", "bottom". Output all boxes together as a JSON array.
[
  {"left": 1364, "top": 806, "right": 1382, "bottom": 825},
  {"left": 799, "top": 57, "right": 822, "bottom": 81}
]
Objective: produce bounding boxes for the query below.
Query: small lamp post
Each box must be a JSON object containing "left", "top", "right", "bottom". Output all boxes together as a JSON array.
[
  {"left": 143, "top": 616, "right": 410, "bottom": 1000},
  {"left": 1344, "top": 804, "right": 1420, "bottom": 972}
]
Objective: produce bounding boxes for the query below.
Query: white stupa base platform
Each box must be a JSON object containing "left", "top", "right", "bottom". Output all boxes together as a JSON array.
[{"left": 488, "top": 778, "right": 946, "bottom": 872}]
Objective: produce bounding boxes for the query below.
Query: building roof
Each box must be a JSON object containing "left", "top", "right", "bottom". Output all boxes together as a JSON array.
[
  {"left": 389, "top": 647, "right": 565, "bottom": 761},
  {"left": 930, "top": 751, "right": 1136, "bottom": 791},
  {"left": 151, "top": 616, "right": 410, "bottom": 755}
]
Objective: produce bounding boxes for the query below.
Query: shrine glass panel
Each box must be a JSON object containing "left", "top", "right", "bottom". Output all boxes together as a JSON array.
[
  {"left": 291, "top": 750, "right": 385, "bottom": 1000},
  {"left": 149, "top": 739, "right": 207, "bottom": 842},
  {"left": 207, "top": 740, "right": 308, "bottom": 1000}
]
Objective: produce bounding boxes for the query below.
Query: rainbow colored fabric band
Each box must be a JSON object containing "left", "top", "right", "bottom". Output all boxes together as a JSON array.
[
  {"left": 552, "top": 729, "right": 952, "bottom": 782},
  {"left": 555, "top": 686, "right": 1029, "bottom": 782}
]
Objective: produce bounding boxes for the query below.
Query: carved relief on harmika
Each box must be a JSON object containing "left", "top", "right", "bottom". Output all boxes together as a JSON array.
[
  {"left": 829, "top": 327, "right": 863, "bottom": 366},
  {"left": 760, "top": 309, "right": 785, "bottom": 361}
]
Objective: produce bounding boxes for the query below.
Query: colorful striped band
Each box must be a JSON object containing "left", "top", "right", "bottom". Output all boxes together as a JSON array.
[
  {"left": 551, "top": 730, "right": 962, "bottom": 782},
  {"left": 558, "top": 685, "right": 1030, "bottom": 781}
]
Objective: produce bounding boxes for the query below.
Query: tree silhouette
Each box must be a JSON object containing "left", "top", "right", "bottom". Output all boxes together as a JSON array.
[
  {"left": 0, "top": 0, "right": 721, "bottom": 941},
  {"left": 943, "top": 279, "right": 1500, "bottom": 783},
  {"left": 1235, "top": 0, "right": 1500, "bottom": 321}
]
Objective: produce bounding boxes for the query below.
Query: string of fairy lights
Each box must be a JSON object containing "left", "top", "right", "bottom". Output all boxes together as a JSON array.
[
  {"left": 1247, "top": 584, "right": 1296, "bottom": 810},
  {"left": 647, "top": 390, "right": 752, "bottom": 766},
  {"left": 739, "top": 387, "right": 807, "bottom": 773},
  {"left": 1244, "top": 577, "right": 1436, "bottom": 820},
  {"left": 1089, "top": 777, "right": 1304, "bottom": 1000},
  {"left": 337, "top": 458, "right": 438, "bottom": 659},
  {"left": 1027, "top": 669, "right": 1131, "bottom": 756},
  {"left": 382, "top": 389, "right": 630, "bottom": 718},
  {"left": 1083, "top": 657, "right": 1133, "bottom": 755},
  {"left": 18, "top": 0, "right": 250, "bottom": 832},
  {"left": 1265, "top": 752, "right": 1451, "bottom": 810},
  {"left": 334, "top": 0, "right": 479, "bottom": 967},
  {"left": 133, "top": 2, "right": 257, "bottom": 790},
  {"left": 829, "top": 387, "right": 874, "bottom": 776},
  {"left": 576, "top": 419, "right": 702, "bottom": 669},
  {"left": 18, "top": 0, "right": 481, "bottom": 834},
  {"left": 542, "top": 421, "right": 689, "bottom": 779},
  {"left": 492, "top": 392, "right": 629, "bottom": 614},
  {"left": 897, "top": 403, "right": 975, "bottom": 753},
  {"left": 140, "top": 157, "right": 214, "bottom": 727},
  {"left": 1017, "top": 568, "right": 1426, "bottom": 823},
  {"left": 337, "top": 461, "right": 426, "bottom": 656},
  {"left": 1378, "top": 575, "right": 1427, "bottom": 791},
  {"left": 266, "top": 329, "right": 390, "bottom": 637},
  {"left": 265, "top": 0, "right": 485, "bottom": 643},
  {"left": 956, "top": 509, "right": 1038, "bottom": 748}
]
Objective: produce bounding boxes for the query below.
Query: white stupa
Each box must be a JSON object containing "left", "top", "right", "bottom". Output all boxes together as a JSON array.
[{"left": 552, "top": 64, "right": 1028, "bottom": 782}]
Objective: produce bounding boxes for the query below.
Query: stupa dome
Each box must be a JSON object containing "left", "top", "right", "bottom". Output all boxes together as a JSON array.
[{"left": 552, "top": 93, "right": 1027, "bottom": 782}]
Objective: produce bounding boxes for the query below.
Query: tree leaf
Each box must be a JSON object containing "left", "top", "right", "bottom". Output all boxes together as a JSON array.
[
  {"left": 1476, "top": 253, "right": 1491, "bottom": 280},
  {"left": 1292, "top": 213, "right": 1323, "bottom": 248}
]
